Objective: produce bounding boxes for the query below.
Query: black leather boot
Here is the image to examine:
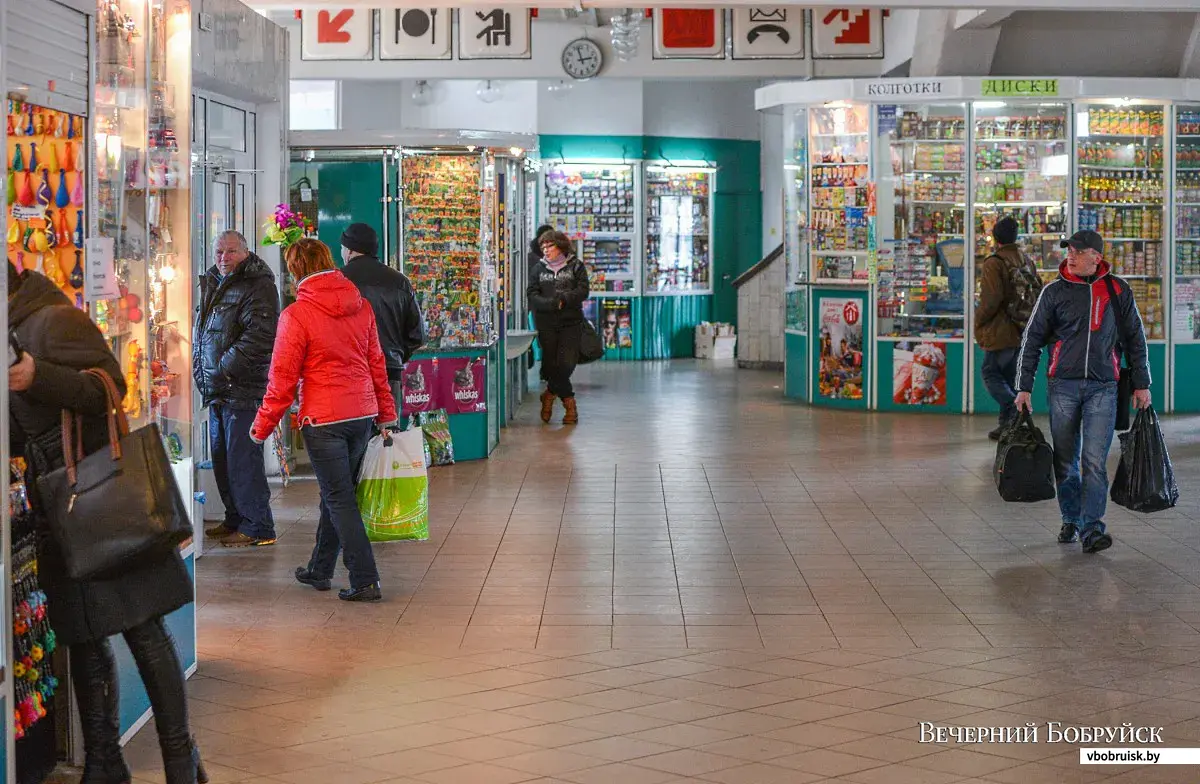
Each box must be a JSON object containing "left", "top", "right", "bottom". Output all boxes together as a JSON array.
[
  {"left": 123, "top": 618, "right": 199, "bottom": 784},
  {"left": 71, "top": 640, "right": 132, "bottom": 784}
]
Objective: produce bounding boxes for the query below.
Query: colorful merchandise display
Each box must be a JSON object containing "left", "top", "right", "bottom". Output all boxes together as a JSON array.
[
  {"left": 1078, "top": 105, "right": 1167, "bottom": 339},
  {"left": 1176, "top": 107, "right": 1200, "bottom": 342},
  {"left": 810, "top": 105, "right": 870, "bottom": 282},
  {"left": 5, "top": 98, "right": 87, "bottom": 307},
  {"left": 402, "top": 153, "right": 494, "bottom": 349},
  {"left": 644, "top": 167, "right": 712, "bottom": 293},
  {"left": 784, "top": 107, "right": 809, "bottom": 332},
  {"left": 544, "top": 164, "right": 637, "bottom": 292}
]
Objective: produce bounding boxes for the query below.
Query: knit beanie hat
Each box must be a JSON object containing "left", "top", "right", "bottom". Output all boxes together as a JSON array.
[
  {"left": 341, "top": 223, "right": 378, "bottom": 256},
  {"left": 993, "top": 216, "right": 1019, "bottom": 246}
]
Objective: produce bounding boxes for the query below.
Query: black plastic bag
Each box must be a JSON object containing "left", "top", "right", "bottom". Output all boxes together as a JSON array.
[
  {"left": 1111, "top": 406, "right": 1179, "bottom": 513},
  {"left": 994, "top": 411, "right": 1056, "bottom": 503},
  {"left": 578, "top": 319, "right": 604, "bottom": 365}
]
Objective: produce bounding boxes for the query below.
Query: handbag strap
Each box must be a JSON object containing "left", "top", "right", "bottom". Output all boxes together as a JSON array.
[
  {"left": 60, "top": 368, "right": 127, "bottom": 486},
  {"left": 1103, "top": 275, "right": 1129, "bottom": 359}
]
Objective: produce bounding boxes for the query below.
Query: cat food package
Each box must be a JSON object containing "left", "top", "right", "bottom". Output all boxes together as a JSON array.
[
  {"left": 415, "top": 409, "right": 455, "bottom": 467},
  {"left": 401, "top": 359, "right": 439, "bottom": 418},
  {"left": 440, "top": 356, "right": 487, "bottom": 414}
]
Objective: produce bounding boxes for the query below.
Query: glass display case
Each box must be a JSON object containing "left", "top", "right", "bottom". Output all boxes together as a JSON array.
[
  {"left": 543, "top": 163, "right": 638, "bottom": 293},
  {"left": 400, "top": 151, "right": 496, "bottom": 349},
  {"left": 94, "top": 0, "right": 194, "bottom": 506},
  {"left": 1175, "top": 105, "right": 1200, "bottom": 343},
  {"left": 809, "top": 103, "right": 871, "bottom": 283},
  {"left": 643, "top": 166, "right": 713, "bottom": 293},
  {"left": 972, "top": 102, "right": 1070, "bottom": 286},
  {"left": 783, "top": 106, "right": 809, "bottom": 332},
  {"left": 1076, "top": 102, "right": 1167, "bottom": 341},
  {"left": 875, "top": 103, "right": 968, "bottom": 339}
]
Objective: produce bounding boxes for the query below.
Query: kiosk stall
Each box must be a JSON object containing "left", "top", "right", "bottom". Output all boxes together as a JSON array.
[
  {"left": 287, "top": 132, "right": 535, "bottom": 459},
  {"left": 759, "top": 77, "right": 1200, "bottom": 413}
]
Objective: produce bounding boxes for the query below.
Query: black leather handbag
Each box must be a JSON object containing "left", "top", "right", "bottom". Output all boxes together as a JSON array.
[
  {"left": 37, "top": 368, "right": 191, "bottom": 581},
  {"left": 578, "top": 319, "right": 604, "bottom": 365}
]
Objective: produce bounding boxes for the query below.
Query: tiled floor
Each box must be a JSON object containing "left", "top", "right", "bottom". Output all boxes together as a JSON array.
[{"left": 121, "top": 361, "right": 1200, "bottom": 783}]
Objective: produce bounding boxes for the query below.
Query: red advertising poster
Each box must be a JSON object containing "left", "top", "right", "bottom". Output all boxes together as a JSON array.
[
  {"left": 401, "top": 358, "right": 438, "bottom": 417},
  {"left": 892, "top": 341, "right": 948, "bottom": 406},
  {"left": 441, "top": 356, "right": 488, "bottom": 414}
]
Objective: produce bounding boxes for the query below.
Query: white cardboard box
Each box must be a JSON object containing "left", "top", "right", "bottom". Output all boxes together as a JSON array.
[{"left": 695, "top": 323, "right": 737, "bottom": 359}]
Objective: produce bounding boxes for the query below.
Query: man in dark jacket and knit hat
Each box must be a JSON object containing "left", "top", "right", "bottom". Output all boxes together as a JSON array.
[
  {"left": 340, "top": 222, "right": 425, "bottom": 411},
  {"left": 193, "top": 230, "right": 280, "bottom": 547}
]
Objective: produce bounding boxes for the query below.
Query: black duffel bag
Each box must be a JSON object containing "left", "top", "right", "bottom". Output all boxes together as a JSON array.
[
  {"left": 578, "top": 319, "right": 604, "bottom": 365},
  {"left": 994, "top": 411, "right": 1056, "bottom": 503}
]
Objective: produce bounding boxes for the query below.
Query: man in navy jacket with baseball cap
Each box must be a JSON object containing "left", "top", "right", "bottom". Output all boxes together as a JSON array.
[{"left": 1014, "top": 230, "right": 1151, "bottom": 554}]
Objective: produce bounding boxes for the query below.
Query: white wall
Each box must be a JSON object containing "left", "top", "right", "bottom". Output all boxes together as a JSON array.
[
  {"left": 760, "top": 110, "right": 783, "bottom": 256},
  {"left": 991, "top": 12, "right": 1194, "bottom": 77},
  {"left": 537, "top": 79, "right": 643, "bottom": 136},
  {"left": 642, "top": 80, "right": 760, "bottom": 141}
]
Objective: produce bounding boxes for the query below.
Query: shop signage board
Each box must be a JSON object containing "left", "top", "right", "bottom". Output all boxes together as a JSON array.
[
  {"left": 812, "top": 8, "right": 883, "bottom": 59},
  {"left": 854, "top": 78, "right": 963, "bottom": 100},
  {"left": 980, "top": 78, "right": 1060, "bottom": 97},
  {"left": 380, "top": 8, "right": 452, "bottom": 60},
  {"left": 653, "top": 9, "right": 726, "bottom": 59},
  {"left": 458, "top": 8, "right": 532, "bottom": 59},
  {"left": 84, "top": 237, "right": 120, "bottom": 300},
  {"left": 300, "top": 8, "right": 374, "bottom": 60},
  {"left": 730, "top": 8, "right": 805, "bottom": 60}
]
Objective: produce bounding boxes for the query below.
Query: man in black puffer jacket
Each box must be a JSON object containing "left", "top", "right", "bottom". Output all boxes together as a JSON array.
[
  {"left": 340, "top": 223, "right": 425, "bottom": 411},
  {"left": 193, "top": 230, "right": 280, "bottom": 547}
]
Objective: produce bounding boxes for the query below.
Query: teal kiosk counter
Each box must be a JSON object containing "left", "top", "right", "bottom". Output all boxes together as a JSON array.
[
  {"left": 288, "top": 131, "right": 537, "bottom": 459},
  {"left": 760, "top": 77, "right": 1200, "bottom": 413}
]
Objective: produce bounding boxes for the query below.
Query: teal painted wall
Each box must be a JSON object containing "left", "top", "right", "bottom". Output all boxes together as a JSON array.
[
  {"left": 538, "top": 135, "right": 762, "bottom": 354},
  {"left": 784, "top": 332, "right": 808, "bottom": 401},
  {"left": 1174, "top": 344, "right": 1200, "bottom": 412},
  {"left": 876, "top": 342, "right": 966, "bottom": 413},
  {"left": 290, "top": 160, "right": 385, "bottom": 267}
]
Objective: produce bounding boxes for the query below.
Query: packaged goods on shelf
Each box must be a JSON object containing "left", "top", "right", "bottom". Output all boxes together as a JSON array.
[
  {"left": 403, "top": 154, "right": 492, "bottom": 349},
  {"left": 1079, "top": 141, "right": 1163, "bottom": 169},
  {"left": 975, "top": 115, "right": 1067, "bottom": 141},
  {"left": 911, "top": 175, "right": 965, "bottom": 203},
  {"left": 546, "top": 164, "right": 637, "bottom": 292},
  {"left": 897, "top": 113, "right": 965, "bottom": 140},
  {"left": 1078, "top": 205, "right": 1162, "bottom": 238},
  {"left": 1178, "top": 110, "right": 1200, "bottom": 135},
  {"left": 1078, "top": 172, "right": 1163, "bottom": 204},
  {"left": 644, "top": 168, "right": 712, "bottom": 292},
  {"left": 912, "top": 143, "right": 965, "bottom": 172},
  {"left": 1087, "top": 108, "right": 1164, "bottom": 136},
  {"left": 1178, "top": 172, "right": 1200, "bottom": 202}
]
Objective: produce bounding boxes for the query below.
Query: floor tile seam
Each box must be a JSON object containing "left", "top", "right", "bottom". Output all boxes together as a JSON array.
[{"left": 701, "top": 465, "right": 765, "bottom": 651}]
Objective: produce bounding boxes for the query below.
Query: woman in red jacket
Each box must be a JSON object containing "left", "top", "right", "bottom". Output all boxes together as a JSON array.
[{"left": 251, "top": 239, "right": 397, "bottom": 602}]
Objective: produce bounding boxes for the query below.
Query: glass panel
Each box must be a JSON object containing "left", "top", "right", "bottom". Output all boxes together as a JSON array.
[
  {"left": 207, "top": 102, "right": 246, "bottom": 151},
  {"left": 644, "top": 167, "right": 712, "bottom": 293},
  {"left": 1174, "top": 105, "right": 1200, "bottom": 342},
  {"left": 1071, "top": 102, "right": 1166, "bottom": 342},
  {"left": 972, "top": 103, "right": 1069, "bottom": 288},
  {"left": 543, "top": 163, "right": 637, "bottom": 294},
  {"left": 147, "top": 0, "right": 193, "bottom": 482},
  {"left": 809, "top": 103, "right": 870, "bottom": 282},
  {"left": 783, "top": 105, "right": 808, "bottom": 332},
  {"left": 401, "top": 152, "right": 494, "bottom": 348},
  {"left": 875, "top": 103, "right": 968, "bottom": 339}
]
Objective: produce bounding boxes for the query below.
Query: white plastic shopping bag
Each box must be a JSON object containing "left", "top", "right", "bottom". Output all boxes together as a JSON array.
[{"left": 356, "top": 428, "right": 429, "bottom": 542}]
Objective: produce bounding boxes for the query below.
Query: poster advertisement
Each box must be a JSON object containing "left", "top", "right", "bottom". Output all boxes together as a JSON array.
[
  {"left": 600, "top": 298, "right": 633, "bottom": 350},
  {"left": 582, "top": 299, "right": 599, "bottom": 330},
  {"left": 817, "top": 297, "right": 864, "bottom": 400},
  {"left": 440, "top": 356, "right": 488, "bottom": 414},
  {"left": 401, "top": 358, "right": 438, "bottom": 417},
  {"left": 892, "top": 341, "right": 948, "bottom": 406}
]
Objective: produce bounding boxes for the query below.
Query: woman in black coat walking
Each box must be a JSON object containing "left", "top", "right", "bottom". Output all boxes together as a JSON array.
[
  {"left": 8, "top": 266, "right": 204, "bottom": 784},
  {"left": 527, "top": 231, "right": 590, "bottom": 425}
]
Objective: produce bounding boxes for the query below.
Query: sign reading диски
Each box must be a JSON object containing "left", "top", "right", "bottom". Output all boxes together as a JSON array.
[{"left": 981, "top": 79, "right": 1060, "bottom": 97}]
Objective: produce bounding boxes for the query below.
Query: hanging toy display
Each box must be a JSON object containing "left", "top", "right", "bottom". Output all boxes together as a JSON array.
[{"left": 5, "top": 99, "right": 87, "bottom": 302}]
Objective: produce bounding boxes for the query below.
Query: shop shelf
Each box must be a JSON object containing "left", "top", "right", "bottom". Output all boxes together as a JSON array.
[
  {"left": 910, "top": 200, "right": 967, "bottom": 206},
  {"left": 1079, "top": 202, "right": 1164, "bottom": 208},
  {"left": 974, "top": 200, "right": 1065, "bottom": 208},
  {"left": 1078, "top": 164, "right": 1163, "bottom": 171},
  {"left": 893, "top": 138, "right": 966, "bottom": 143},
  {"left": 1105, "top": 238, "right": 1163, "bottom": 242},
  {"left": 812, "top": 162, "right": 869, "bottom": 167},
  {"left": 975, "top": 169, "right": 1045, "bottom": 174},
  {"left": 976, "top": 137, "right": 1068, "bottom": 144},
  {"left": 812, "top": 132, "right": 869, "bottom": 138},
  {"left": 1083, "top": 133, "right": 1164, "bottom": 140},
  {"left": 813, "top": 278, "right": 870, "bottom": 285},
  {"left": 812, "top": 250, "right": 870, "bottom": 256},
  {"left": 906, "top": 170, "right": 966, "bottom": 174}
]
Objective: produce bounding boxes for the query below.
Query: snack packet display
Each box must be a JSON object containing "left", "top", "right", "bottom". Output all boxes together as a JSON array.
[{"left": 415, "top": 409, "right": 455, "bottom": 467}]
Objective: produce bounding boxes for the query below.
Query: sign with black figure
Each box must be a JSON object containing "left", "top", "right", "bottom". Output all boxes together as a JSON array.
[
  {"left": 458, "top": 8, "right": 531, "bottom": 59},
  {"left": 731, "top": 8, "right": 805, "bottom": 59},
  {"left": 380, "top": 7, "right": 451, "bottom": 60}
]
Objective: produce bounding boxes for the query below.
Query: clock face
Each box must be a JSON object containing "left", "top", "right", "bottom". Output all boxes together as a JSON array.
[{"left": 562, "top": 38, "right": 603, "bottom": 80}]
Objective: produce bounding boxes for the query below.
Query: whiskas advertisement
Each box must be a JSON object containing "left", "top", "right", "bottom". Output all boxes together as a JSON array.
[
  {"left": 440, "top": 356, "right": 488, "bottom": 414},
  {"left": 400, "top": 359, "right": 438, "bottom": 417}
]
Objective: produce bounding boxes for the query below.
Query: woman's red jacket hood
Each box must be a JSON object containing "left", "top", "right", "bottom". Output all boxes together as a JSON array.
[{"left": 252, "top": 270, "right": 397, "bottom": 441}]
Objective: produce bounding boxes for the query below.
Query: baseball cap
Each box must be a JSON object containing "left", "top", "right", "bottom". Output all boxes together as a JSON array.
[{"left": 1060, "top": 230, "right": 1104, "bottom": 254}]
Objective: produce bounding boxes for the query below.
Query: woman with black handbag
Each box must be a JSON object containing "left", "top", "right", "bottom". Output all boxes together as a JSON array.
[
  {"left": 7, "top": 264, "right": 204, "bottom": 784},
  {"left": 528, "top": 231, "right": 591, "bottom": 425}
]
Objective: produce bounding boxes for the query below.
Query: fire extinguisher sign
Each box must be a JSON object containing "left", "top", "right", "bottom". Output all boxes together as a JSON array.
[{"left": 812, "top": 8, "right": 884, "bottom": 59}]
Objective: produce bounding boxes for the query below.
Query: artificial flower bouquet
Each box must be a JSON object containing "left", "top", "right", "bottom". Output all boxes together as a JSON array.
[{"left": 261, "top": 204, "right": 314, "bottom": 250}]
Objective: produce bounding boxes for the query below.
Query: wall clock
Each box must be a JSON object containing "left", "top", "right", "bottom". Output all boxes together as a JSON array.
[{"left": 562, "top": 38, "right": 603, "bottom": 80}]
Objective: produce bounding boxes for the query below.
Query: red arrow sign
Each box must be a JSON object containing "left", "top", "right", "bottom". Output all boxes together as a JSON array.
[{"left": 317, "top": 10, "right": 354, "bottom": 43}]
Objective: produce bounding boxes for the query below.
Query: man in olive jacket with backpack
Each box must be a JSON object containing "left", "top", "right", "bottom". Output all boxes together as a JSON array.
[{"left": 976, "top": 216, "right": 1042, "bottom": 440}]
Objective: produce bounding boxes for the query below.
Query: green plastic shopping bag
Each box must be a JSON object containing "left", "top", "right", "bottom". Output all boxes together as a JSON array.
[{"left": 356, "top": 428, "right": 430, "bottom": 542}]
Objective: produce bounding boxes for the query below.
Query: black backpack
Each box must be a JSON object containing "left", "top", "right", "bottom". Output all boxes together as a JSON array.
[
  {"left": 1004, "top": 255, "right": 1043, "bottom": 328},
  {"left": 994, "top": 412, "right": 1056, "bottom": 503}
]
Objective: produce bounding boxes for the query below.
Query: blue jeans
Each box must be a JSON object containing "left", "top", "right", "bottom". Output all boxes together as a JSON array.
[
  {"left": 1047, "top": 379, "right": 1118, "bottom": 537},
  {"left": 303, "top": 418, "right": 380, "bottom": 589},
  {"left": 210, "top": 404, "right": 275, "bottom": 539},
  {"left": 981, "top": 347, "right": 1019, "bottom": 426}
]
